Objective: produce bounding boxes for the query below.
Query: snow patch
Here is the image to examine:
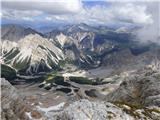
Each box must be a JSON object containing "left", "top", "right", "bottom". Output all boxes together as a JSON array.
[
  {"left": 25, "top": 112, "right": 32, "bottom": 119},
  {"left": 62, "top": 70, "right": 87, "bottom": 77},
  {"left": 36, "top": 102, "right": 65, "bottom": 113}
]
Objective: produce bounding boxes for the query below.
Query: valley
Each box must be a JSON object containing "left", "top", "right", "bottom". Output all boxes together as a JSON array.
[{"left": 1, "top": 23, "right": 160, "bottom": 120}]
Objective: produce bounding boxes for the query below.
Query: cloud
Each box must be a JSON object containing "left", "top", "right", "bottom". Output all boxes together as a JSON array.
[
  {"left": 2, "top": 9, "right": 42, "bottom": 21},
  {"left": 135, "top": 2, "right": 160, "bottom": 44},
  {"left": 2, "top": 0, "right": 82, "bottom": 14},
  {"left": 111, "top": 3, "right": 153, "bottom": 25},
  {"left": 44, "top": 3, "right": 153, "bottom": 26},
  {"left": 1, "top": 0, "right": 159, "bottom": 45},
  {"left": 1, "top": 0, "right": 83, "bottom": 22},
  {"left": 1, "top": 0, "right": 155, "bottom": 28}
]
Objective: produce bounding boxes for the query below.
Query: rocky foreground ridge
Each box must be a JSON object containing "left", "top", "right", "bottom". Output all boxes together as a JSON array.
[{"left": 1, "top": 66, "right": 160, "bottom": 120}]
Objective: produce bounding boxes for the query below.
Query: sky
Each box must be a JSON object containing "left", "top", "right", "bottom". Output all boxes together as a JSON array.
[
  {"left": 1, "top": 0, "right": 160, "bottom": 44},
  {"left": 1, "top": 0, "right": 156, "bottom": 26}
]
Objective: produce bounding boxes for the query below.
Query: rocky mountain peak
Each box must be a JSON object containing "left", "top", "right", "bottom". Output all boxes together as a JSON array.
[{"left": 1, "top": 24, "right": 43, "bottom": 41}]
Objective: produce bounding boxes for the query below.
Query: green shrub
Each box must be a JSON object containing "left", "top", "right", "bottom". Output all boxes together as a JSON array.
[
  {"left": 1, "top": 64, "right": 17, "bottom": 80},
  {"left": 69, "top": 76, "right": 93, "bottom": 85}
]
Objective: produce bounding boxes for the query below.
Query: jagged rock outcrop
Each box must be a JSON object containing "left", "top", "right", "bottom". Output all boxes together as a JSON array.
[
  {"left": 48, "top": 99, "right": 160, "bottom": 120},
  {"left": 1, "top": 78, "right": 48, "bottom": 120},
  {"left": 55, "top": 33, "right": 74, "bottom": 48},
  {"left": 48, "top": 99, "right": 134, "bottom": 120},
  {"left": 105, "top": 67, "right": 160, "bottom": 107},
  {"left": 1, "top": 78, "right": 29, "bottom": 120}
]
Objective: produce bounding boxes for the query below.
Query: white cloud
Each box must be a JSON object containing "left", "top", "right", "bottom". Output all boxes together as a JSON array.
[
  {"left": 135, "top": 2, "right": 160, "bottom": 44},
  {"left": 21, "top": 17, "right": 34, "bottom": 21},
  {"left": 2, "top": 9, "right": 42, "bottom": 21},
  {"left": 1, "top": 0, "right": 154, "bottom": 27},
  {"left": 44, "top": 3, "right": 153, "bottom": 26},
  {"left": 2, "top": 0, "right": 82, "bottom": 14},
  {"left": 110, "top": 3, "right": 153, "bottom": 25}
]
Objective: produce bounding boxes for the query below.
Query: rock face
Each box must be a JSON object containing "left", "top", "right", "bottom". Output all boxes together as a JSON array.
[
  {"left": 1, "top": 78, "right": 29, "bottom": 120},
  {"left": 48, "top": 99, "right": 160, "bottom": 120},
  {"left": 46, "top": 23, "right": 134, "bottom": 68},
  {"left": 50, "top": 99, "right": 134, "bottom": 120},
  {"left": 102, "top": 48, "right": 160, "bottom": 70},
  {"left": 1, "top": 78, "right": 47, "bottom": 120},
  {"left": 1, "top": 34, "right": 64, "bottom": 75},
  {"left": 105, "top": 67, "right": 160, "bottom": 107}
]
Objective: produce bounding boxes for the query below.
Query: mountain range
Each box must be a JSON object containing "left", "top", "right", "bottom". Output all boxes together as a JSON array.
[{"left": 1, "top": 23, "right": 159, "bottom": 77}]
